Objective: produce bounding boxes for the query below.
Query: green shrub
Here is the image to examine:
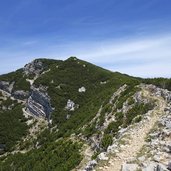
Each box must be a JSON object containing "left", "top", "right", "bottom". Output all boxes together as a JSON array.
[
  {"left": 0, "top": 104, "right": 28, "bottom": 152},
  {"left": 144, "top": 78, "right": 171, "bottom": 91},
  {"left": 115, "top": 112, "right": 124, "bottom": 120},
  {"left": 0, "top": 140, "right": 83, "bottom": 171},
  {"left": 115, "top": 86, "right": 139, "bottom": 110},
  {"left": 133, "top": 115, "right": 142, "bottom": 123},
  {"left": 127, "top": 97, "right": 134, "bottom": 105},
  {"left": 101, "top": 134, "right": 113, "bottom": 150},
  {"left": 83, "top": 123, "right": 97, "bottom": 137},
  {"left": 124, "top": 102, "right": 154, "bottom": 127},
  {"left": 105, "top": 120, "right": 122, "bottom": 135}
]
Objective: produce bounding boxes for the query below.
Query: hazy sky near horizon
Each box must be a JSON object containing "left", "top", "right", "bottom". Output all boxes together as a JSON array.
[{"left": 0, "top": 0, "right": 171, "bottom": 78}]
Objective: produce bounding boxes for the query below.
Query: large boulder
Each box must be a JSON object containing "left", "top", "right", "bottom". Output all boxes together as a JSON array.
[
  {"left": 97, "top": 152, "right": 109, "bottom": 161},
  {"left": 142, "top": 162, "right": 167, "bottom": 171},
  {"left": 168, "top": 162, "right": 171, "bottom": 170},
  {"left": 121, "top": 163, "right": 139, "bottom": 171},
  {"left": 12, "top": 90, "right": 29, "bottom": 100},
  {"left": 84, "top": 160, "right": 97, "bottom": 171}
]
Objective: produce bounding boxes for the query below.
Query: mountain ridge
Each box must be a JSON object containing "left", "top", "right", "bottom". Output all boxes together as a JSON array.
[{"left": 0, "top": 57, "right": 171, "bottom": 171}]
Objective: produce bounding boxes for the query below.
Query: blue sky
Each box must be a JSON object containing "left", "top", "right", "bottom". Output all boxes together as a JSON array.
[{"left": 0, "top": 0, "right": 171, "bottom": 77}]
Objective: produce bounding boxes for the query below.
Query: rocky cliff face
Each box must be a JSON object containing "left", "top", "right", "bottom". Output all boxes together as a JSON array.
[
  {"left": 23, "top": 59, "right": 43, "bottom": 76},
  {"left": 12, "top": 90, "right": 29, "bottom": 100},
  {"left": 0, "top": 59, "right": 53, "bottom": 120},
  {"left": 0, "top": 81, "right": 29, "bottom": 100},
  {"left": 26, "top": 86, "right": 53, "bottom": 120},
  {"left": 0, "top": 81, "right": 14, "bottom": 93},
  {"left": 0, "top": 83, "right": 52, "bottom": 119}
]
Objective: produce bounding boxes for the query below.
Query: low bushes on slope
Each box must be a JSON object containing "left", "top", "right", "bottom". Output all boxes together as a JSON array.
[
  {"left": 0, "top": 139, "right": 82, "bottom": 171},
  {"left": 34, "top": 57, "right": 140, "bottom": 138},
  {"left": 0, "top": 104, "right": 28, "bottom": 152},
  {"left": 144, "top": 78, "right": 171, "bottom": 91}
]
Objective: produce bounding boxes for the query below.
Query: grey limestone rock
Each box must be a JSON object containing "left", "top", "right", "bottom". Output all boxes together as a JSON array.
[
  {"left": 65, "top": 99, "right": 78, "bottom": 111},
  {"left": 26, "top": 86, "right": 53, "bottom": 119},
  {"left": 142, "top": 162, "right": 168, "bottom": 171},
  {"left": 84, "top": 160, "right": 97, "bottom": 171},
  {"left": 167, "top": 162, "right": 171, "bottom": 170},
  {"left": 12, "top": 90, "right": 29, "bottom": 100},
  {"left": 121, "top": 163, "right": 139, "bottom": 171},
  {"left": 97, "top": 152, "right": 109, "bottom": 161},
  {"left": 78, "top": 86, "right": 86, "bottom": 93},
  {"left": 0, "top": 81, "right": 14, "bottom": 93},
  {"left": 24, "top": 59, "right": 43, "bottom": 76}
]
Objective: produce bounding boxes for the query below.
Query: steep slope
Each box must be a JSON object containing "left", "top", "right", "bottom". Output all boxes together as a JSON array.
[
  {"left": 0, "top": 59, "right": 60, "bottom": 154},
  {"left": 33, "top": 57, "right": 139, "bottom": 138},
  {"left": 0, "top": 57, "right": 140, "bottom": 170},
  {"left": 0, "top": 57, "right": 170, "bottom": 171},
  {"left": 96, "top": 84, "right": 168, "bottom": 171}
]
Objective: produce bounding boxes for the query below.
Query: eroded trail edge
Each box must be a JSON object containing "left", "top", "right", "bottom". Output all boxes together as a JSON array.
[{"left": 97, "top": 85, "right": 167, "bottom": 171}]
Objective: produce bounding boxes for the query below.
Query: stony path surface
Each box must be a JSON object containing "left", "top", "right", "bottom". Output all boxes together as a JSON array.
[
  {"left": 98, "top": 89, "right": 167, "bottom": 171},
  {"left": 74, "top": 145, "right": 94, "bottom": 171}
]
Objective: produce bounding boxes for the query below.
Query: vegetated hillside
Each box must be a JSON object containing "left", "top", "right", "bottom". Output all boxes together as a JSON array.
[
  {"left": 34, "top": 57, "right": 140, "bottom": 137},
  {"left": 143, "top": 77, "right": 171, "bottom": 91},
  {"left": 0, "top": 57, "right": 170, "bottom": 171}
]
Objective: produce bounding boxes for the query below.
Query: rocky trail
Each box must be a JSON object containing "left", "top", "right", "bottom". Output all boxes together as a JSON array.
[{"left": 96, "top": 86, "right": 168, "bottom": 171}]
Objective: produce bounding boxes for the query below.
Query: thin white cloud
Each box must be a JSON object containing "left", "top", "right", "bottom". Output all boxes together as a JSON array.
[
  {"left": 76, "top": 34, "right": 171, "bottom": 62},
  {"left": 0, "top": 33, "right": 171, "bottom": 78},
  {"left": 44, "top": 34, "right": 171, "bottom": 77},
  {"left": 108, "top": 62, "right": 171, "bottom": 78},
  {"left": 53, "top": 34, "right": 171, "bottom": 78}
]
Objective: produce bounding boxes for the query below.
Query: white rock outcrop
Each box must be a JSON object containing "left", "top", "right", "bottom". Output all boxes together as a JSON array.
[
  {"left": 78, "top": 87, "right": 86, "bottom": 93},
  {"left": 97, "top": 152, "right": 109, "bottom": 161},
  {"left": 65, "top": 99, "right": 75, "bottom": 111}
]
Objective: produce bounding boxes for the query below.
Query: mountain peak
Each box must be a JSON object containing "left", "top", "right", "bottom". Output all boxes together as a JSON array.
[{"left": 0, "top": 58, "right": 171, "bottom": 171}]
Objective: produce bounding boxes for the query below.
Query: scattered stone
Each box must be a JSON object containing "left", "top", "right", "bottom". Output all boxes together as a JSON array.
[
  {"left": 66, "top": 114, "right": 70, "bottom": 120},
  {"left": 100, "top": 81, "right": 107, "bottom": 85},
  {"left": 84, "top": 160, "right": 97, "bottom": 171},
  {"left": 142, "top": 162, "right": 156, "bottom": 171},
  {"left": 153, "top": 154, "right": 161, "bottom": 162},
  {"left": 138, "top": 156, "right": 146, "bottom": 162},
  {"left": 167, "top": 162, "right": 171, "bottom": 170},
  {"left": 97, "top": 152, "right": 109, "bottom": 161},
  {"left": 78, "top": 86, "right": 86, "bottom": 93},
  {"left": 121, "top": 163, "right": 139, "bottom": 171},
  {"left": 107, "top": 144, "right": 118, "bottom": 153},
  {"left": 0, "top": 81, "right": 14, "bottom": 93},
  {"left": 49, "top": 119, "right": 52, "bottom": 124},
  {"left": 118, "top": 128, "right": 128, "bottom": 136},
  {"left": 126, "top": 157, "right": 136, "bottom": 163},
  {"left": 65, "top": 99, "right": 75, "bottom": 111},
  {"left": 12, "top": 90, "right": 29, "bottom": 100}
]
